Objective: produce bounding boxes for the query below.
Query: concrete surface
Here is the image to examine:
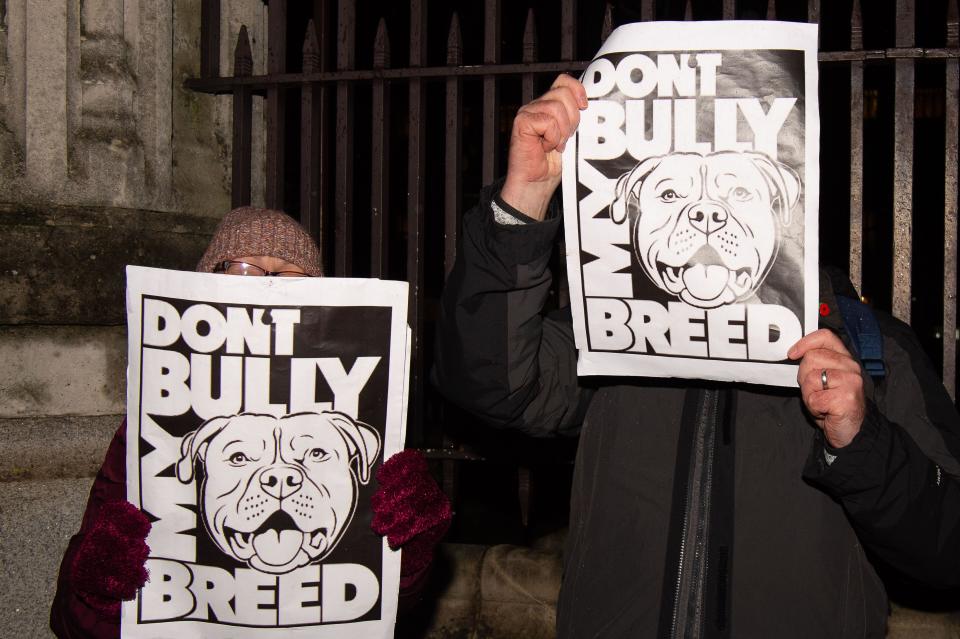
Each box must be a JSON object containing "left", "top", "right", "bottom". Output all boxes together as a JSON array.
[
  {"left": 0, "top": 327, "right": 126, "bottom": 418},
  {"left": 0, "top": 415, "right": 119, "bottom": 480},
  {"left": 0, "top": 203, "right": 217, "bottom": 326},
  {"left": 0, "top": 478, "right": 93, "bottom": 639}
]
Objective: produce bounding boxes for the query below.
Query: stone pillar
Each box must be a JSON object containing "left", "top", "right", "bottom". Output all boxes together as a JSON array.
[
  {"left": 25, "top": 0, "right": 68, "bottom": 193},
  {"left": 0, "top": 2, "right": 230, "bottom": 635}
]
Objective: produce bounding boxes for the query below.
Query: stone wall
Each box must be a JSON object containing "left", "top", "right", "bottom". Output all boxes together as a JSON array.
[{"left": 0, "top": 1, "right": 268, "bottom": 635}]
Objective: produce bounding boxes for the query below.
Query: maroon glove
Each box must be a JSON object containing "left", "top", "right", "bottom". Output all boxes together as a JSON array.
[
  {"left": 71, "top": 500, "right": 151, "bottom": 616},
  {"left": 371, "top": 450, "right": 452, "bottom": 589}
]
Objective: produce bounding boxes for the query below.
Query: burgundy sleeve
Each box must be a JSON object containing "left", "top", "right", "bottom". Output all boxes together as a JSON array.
[{"left": 50, "top": 421, "right": 127, "bottom": 639}]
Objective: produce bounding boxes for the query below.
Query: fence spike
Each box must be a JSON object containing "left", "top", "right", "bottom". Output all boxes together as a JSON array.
[
  {"left": 851, "top": 0, "right": 863, "bottom": 50},
  {"left": 447, "top": 13, "right": 462, "bottom": 65},
  {"left": 601, "top": 3, "right": 613, "bottom": 40},
  {"left": 374, "top": 17, "right": 391, "bottom": 69},
  {"left": 302, "top": 19, "right": 320, "bottom": 73},
  {"left": 685, "top": 0, "right": 694, "bottom": 21},
  {"left": 767, "top": 0, "right": 777, "bottom": 19},
  {"left": 523, "top": 8, "right": 538, "bottom": 63},
  {"left": 234, "top": 25, "right": 253, "bottom": 76},
  {"left": 948, "top": 0, "right": 959, "bottom": 48}
]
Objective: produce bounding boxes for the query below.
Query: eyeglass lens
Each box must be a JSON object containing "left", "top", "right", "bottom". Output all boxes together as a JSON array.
[{"left": 222, "top": 261, "right": 307, "bottom": 277}]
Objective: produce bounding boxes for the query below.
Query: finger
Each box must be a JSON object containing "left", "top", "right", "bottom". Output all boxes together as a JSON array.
[
  {"left": 551, "top": 73, "right": 588, "bottom": 108},
  {"left": 515, "top": 109, "right": 565, "bottom": 154},
  {"left": 799, "top": 368, "right": 862, "bottom": 411},
  {"left": 804, "top": 383, "right": 863, "bottom": 423},
  {"left": 796, "top": 348, "right": 862, "bottom": 382},
  {"left": 536, "top": 86, "right": 582, "bottom": 135},
  {"left": 525, "top": 94, "right": 576, "bottom": 138},
  {"left": 788, "top": 328, "right": 852, "bottom": 360}
]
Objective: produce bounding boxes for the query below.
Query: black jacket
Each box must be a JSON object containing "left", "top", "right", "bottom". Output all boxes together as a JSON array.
[{"left": 434, "top": 184, "right": 960, "bottom": 638}]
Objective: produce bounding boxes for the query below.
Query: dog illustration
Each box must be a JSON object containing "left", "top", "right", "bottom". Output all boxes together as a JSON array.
[
  {"left": 609, "top": 151, "right": 801, "bottom": 308},
  {"left": 176, "top": 411, "right": 381, "bottom": 574}
]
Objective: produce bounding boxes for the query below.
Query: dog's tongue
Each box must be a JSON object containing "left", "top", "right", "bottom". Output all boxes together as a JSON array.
[
  {"left": 682, "top": 264, "right": 729, "bottom": 301},
  {"left": 252, "top": 529, "right": 302, "bottom": 566}
]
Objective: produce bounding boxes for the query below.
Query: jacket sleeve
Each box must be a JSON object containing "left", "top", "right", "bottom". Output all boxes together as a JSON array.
[
  {"left": 433, "top": 182, "right": 589, "bottom": 437},
  {"left": 50, "top": 421, "right": 127, "bottom": 639},
  {"left": 804, "top": 314, "right": 960, "bottom": 587}
]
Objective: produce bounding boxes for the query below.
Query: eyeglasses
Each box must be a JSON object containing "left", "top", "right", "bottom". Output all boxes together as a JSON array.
[{"left": 213, "top": 260, "right": 311, "bottom": 277}]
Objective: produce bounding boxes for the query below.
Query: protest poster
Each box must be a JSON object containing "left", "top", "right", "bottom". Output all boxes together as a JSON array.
[
  {"left": 122, "top": 266, "right": 409, "bottom": 638},
  {"left": 562, "top": 21, "right": 819, "bottom": 387}
]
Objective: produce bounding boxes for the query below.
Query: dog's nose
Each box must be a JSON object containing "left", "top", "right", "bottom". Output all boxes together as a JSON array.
[
  {"left": 260, "top": 467, "right": 304, "bottom": 499},
  {"left": 687, "top": 204, "right": 728, "bottom": 235}
]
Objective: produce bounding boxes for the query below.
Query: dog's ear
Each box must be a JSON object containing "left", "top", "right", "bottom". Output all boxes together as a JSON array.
[
  {"left": 750, "top": 153, "right": 802, "bottom": 226},
  {"left": 610, "top": 156, "right": 664, "bottom": 225},
  {"left": 176, "top": 416, "right": 231, "bottom": 483},
  {"left": 326, "top": 412, "right": 382, "bottom": 485}
]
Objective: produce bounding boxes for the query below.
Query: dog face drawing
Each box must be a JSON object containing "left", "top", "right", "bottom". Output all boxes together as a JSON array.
[
  {"left": 609, "top": 151, "right": 801, "bottom": 308},
  {"left": 176, "top": 411, "right": 381, "bottom": 574}
]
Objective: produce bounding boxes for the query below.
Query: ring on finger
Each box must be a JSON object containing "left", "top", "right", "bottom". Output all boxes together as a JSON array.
[{"left": 820, "top": 369, "right": 829, "bottom": 390}]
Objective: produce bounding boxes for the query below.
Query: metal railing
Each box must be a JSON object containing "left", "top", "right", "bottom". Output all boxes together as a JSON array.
[{"left": 187, "top": 0, "right": 960, "bottom": 527}]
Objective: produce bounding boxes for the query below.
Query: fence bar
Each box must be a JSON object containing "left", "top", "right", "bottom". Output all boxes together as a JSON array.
[
  {"left": 371, "top": 18, "right": 390, "bottom": 278},
  {"left": 602, "top": 3, "right": 613, "bottom": 39},
  {"left": 849, "top": 0, "right": 864, "bottom": 292},
  {"left": 892, "top": 0, "right": 916, "bottom": 322},
  {"left": 265, "top": 0, "right": 287, "bottom": 210},
  {"left": 522, "top": 9, "right": 538, "bottom": 104},
  {"left": 945, "top": 0, "right": 959, "bottom": 397},
  {"left": 442, "top": 11, "right": 464, "bottom": 504},
  {"left": 807, "top": 0, "right": 819, "bottom": 26},
  {"left": 335, "top": 0, "right": 356, "bottom": 276},
  {"left": 200, "top": 0, "right": 220, "bottom": 78},
  {"left": 766, "top": 0, "right": 777, "bottom": 20},
  {"left": 300, "top": 20, "right": 324, "bottom": 246},
  {"left": 186, "top": 48, "right": 960, "bottom": 95},
  {"left": 561, "top": 0, "right": 576, "bottom": 60},
  {"left": 408, "top": 0, "right": 428, "bottom": 441},
  {"left": 685, "top": 0, "right": 694, "bottom": 21},
  {"left": 641, "top": 0, "right": 654, "bottom": 21},
  {"left": 231, "top": 26, "right": 253, "bottom": 208},
  {"left": 723, "top": 0, "right": 735, "bottom": 20},
  {"left": 482, "top": 0, "right": 501, "bottom": 185},
  {"left": 444, "top": 15, "right": 463, "bottom": 278}
]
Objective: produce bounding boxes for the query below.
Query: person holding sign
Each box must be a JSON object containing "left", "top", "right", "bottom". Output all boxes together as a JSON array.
[
  {"left": 51, "top": 207, "right": 451, "bottom": 639},
  {"left": 435, "top": 73, "right": 960, "bottom": 637}
]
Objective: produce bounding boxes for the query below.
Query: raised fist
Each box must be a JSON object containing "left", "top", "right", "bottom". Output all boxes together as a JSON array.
[{"left": 500, "top": 74, "right": 588, "bottom": 221}]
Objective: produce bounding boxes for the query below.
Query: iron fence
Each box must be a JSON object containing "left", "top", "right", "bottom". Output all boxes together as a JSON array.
[{"left": 187, "top": 0, "right": 960, "bottom": 533}]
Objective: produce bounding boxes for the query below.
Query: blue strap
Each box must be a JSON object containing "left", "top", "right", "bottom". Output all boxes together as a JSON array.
[{"left": 836, "top": 295, "right": 886, "bottom": 378}]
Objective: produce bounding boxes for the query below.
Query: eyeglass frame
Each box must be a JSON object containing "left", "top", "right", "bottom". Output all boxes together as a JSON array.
[{"left": 212, "top": 260, "right": 312, "bottom": 277}]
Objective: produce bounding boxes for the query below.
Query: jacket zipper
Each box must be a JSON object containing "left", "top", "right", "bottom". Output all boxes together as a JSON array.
[{"left": 669, "top": 388, "right": 719, "bottom": 639}]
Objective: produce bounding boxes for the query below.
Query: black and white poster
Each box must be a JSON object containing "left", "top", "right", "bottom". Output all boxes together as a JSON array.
[
  {"left": 122, "top": 266, "right": 409, "bottom": 638},
  {"left": 562, "top": 21, "right": 819, "bottom": 387}
]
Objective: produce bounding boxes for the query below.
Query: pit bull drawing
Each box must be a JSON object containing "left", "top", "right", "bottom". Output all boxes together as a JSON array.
[
  {"left": 176, "top": 411, "right": 381, "bottom": 574},
  {"left": 609, "top": 151, "right": 801, "bottom": 308}
]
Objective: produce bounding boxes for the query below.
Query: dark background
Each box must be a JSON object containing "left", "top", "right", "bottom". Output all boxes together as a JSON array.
[{"left": 250, "top": 0, "right": 957, "bottom": 570}]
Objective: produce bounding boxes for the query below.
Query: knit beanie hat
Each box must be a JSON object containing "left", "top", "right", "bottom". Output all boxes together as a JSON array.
[{"left": 196, "top": 206, "right": 323, "bottom": 276}]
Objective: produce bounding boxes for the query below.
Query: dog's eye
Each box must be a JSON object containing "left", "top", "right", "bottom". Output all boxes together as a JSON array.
[
  {"left": 731, "top": 186, "right": 752, "bottom": 201},
  {"left": 229, "top": 452, "right": 250, "bottom": 465},
  {"left": 307, "top": 448, "right": 329, "bottom": 461},
  {"left": 659, "top": 189, "right": 679, "bottom": 202}
]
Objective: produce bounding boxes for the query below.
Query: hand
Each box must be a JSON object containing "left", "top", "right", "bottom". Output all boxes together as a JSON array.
[
  {"left": 500, "top": 74, "right": 588, "bottom": 221},
  {"left": 788, "top": 329, "right": 866, "bottom": 449},
  {"left": 71, "top": 500, "right": 151, "bottom": 616},
  {"left": 371, "top": 450, "right": 452, "bottom": 588}
]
